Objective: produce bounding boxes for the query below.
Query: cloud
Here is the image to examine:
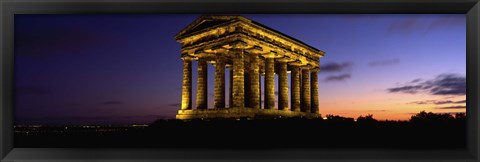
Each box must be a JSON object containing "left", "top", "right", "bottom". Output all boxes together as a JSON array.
[
  {"left": 103, "top": 101, "right": 124, "bottom": 105},
  {"left": 435, "top": 105, "right": 466, "bottom": 109},
  {"left": 387, "top": 85, "right": 423, "bottom": 94},
  {"left": 410, "top": 79, "right": 422, "bottom": 83},
  {"left": 368, "top": 58, "right": 400, "bottom": 67},
  {"left": 366, "top": 110, "right": 387, "bottom": 112},
  {"left": 320, "top": 62, "right": 353, "bottom": 73},
  {"left": 167, "top": 103, "right": 181, "bottom": 107},
  {"left": 387, "top": 73, "right": 465, "bottom": 96},
  {"left": 323, "top": 74, "right": 351, "bottom": 82},
  {"left": 406, "top": 111, "right": 465, "bottom": 115},
  {"left": 409, "top": 100, "right": 466, "bottom": 105}
]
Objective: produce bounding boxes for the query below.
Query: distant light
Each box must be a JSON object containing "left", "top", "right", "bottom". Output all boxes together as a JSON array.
[{"left": 322, "top": 117, "right": 327, "bottom": 120}]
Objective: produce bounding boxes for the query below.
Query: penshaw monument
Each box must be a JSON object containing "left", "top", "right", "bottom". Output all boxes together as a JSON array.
[{"left": 174, "top": 15, "right": 325, "bottom": 120}]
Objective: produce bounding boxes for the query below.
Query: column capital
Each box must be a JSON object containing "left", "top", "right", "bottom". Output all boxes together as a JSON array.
[
  {"left": 276, "top": 55, "right": 294, "bottom": 63},
  {"left": 299, "top": 64, "right": 314, "bottom": 70},
  {"left": 181, "top": 55, "right": 195, "bottom": 61},
  {"left": 262, "top": 50, "right": 282, "bottom": 59},
  {"left": 310, "top": 67, "right": 320, "bottom": 72},
  {"left": 212, "top": 56, "right": 227, "bottom": 65}
]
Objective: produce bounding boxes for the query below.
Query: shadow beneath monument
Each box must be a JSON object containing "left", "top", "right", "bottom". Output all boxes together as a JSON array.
[{"left": 15, "top": 117, "right": 466, "bottom": 149}]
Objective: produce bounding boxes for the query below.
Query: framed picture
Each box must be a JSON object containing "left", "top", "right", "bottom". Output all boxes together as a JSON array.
[{"left": 1, "top": 0, "right": 479, "bottom": 161}]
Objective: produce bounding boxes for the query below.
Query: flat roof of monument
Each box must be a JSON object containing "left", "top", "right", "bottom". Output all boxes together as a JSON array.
[{"left": 175, "top": 15, "right": 325, "bottom": 55}]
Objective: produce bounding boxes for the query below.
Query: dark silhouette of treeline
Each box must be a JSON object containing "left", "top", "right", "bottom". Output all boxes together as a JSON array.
[{"left": 15, "top": 111, "right": 466, "bottom": 149}]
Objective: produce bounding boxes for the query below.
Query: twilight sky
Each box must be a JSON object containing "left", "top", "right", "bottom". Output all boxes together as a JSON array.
[{"left": 14, "top": 14, "right": 466, "bottom": 125}]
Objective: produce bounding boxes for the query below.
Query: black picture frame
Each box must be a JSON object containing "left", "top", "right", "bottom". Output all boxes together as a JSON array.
[{"left": 1, "top": 0, "right": 479, "bottom": 161}]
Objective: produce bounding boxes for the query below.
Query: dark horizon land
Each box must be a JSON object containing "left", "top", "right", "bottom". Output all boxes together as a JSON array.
[{"left": 14, "top": 14, "right": 465, "bottom": 126}]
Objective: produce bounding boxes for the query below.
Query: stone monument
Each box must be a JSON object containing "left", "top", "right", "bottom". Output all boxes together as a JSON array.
[{"left": 174, "top": 15, "right": 325, "bottom": 120}]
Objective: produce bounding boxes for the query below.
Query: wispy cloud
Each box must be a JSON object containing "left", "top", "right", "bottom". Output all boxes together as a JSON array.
[
  {"left": 167, "top": 103, "right": 181, "bottom": 107},
  {"left": 387, "top": 73, "right": 465, "bottom": 96},
  {"left": 368, "top": 58, "right": 400, "bottom": 67},
  {"left": 323, "top": 74, "right": 351, "bottom": 82},
  {"left": 435, "top": 106, "right": 466, "bottom": 109},
  {"left": 409, "top": 100, "right": 466, "bottom": 105},
  {"left": 320, "top": 62, "right": 353, "bottom": 73},
  {"left": 366, "top": 109, "right": 388, "bottom": 112}
]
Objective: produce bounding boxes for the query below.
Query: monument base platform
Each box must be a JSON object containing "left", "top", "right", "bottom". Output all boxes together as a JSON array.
[{"left": 176, "top": 107, "right": 321, "bottom": 120}]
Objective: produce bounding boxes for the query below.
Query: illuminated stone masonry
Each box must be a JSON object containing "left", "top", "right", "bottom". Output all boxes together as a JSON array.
[{"left": 175, "top": 15, "right": 325, "bottom": 120}]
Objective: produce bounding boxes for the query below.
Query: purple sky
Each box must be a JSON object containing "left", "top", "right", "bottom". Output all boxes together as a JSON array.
[{"left": 14, "top": 14, "right": 465, "bottom": 125}]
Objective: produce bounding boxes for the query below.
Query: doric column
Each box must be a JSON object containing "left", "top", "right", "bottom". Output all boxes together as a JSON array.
[
  {"left": 264, "top": 57, "right": 275, "bottom": 109},
  {"left": 232, "top": 49, "right": 245, "bottom": 108},
  {"left": 244, "top": 56, "right": 251, "bottom": 108},
  {"left": 290, "top": 66, "right": 301, "bottom": 111},
  {"left": 311, "top": 69, "right": 319, "bottom": 114},
  {"left": 250, "top": 54, "right": 261, "bottom": 109},
  {"left": 229, "top": 67, "right": 233, "bottom": 108},
  {"left": 181, "top": 58, "right": 192, "bottom": 110},
  {"left": 195, "top": 59, "right": 208, "bottom": 109},
  {"left": 278, "top": 61, "right": 289, "bottom": 110},
  {"left": 301, "top": 69, "right": 311, "bottom": 112},
  {"left": 214, "top": 58, "right": 226, "bottom": 108}
]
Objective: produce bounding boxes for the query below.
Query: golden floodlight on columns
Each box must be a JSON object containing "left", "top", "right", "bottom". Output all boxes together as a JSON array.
[
  {"left": 228, "top": 40, "right": 248, "bottom": 108},
  {"left": 180, "top": 55, "right": 194, "bottom": 110},
  {"left": 263, "top": 51, "right": 277, "bottom": 110},
  {"left": 301, "top": 64, "right": 313, "bottom": 113},
  {"left": 195, "top": 57, "right": 208, "bottom": 109},
  {"left": 276, "top": 55, "right": 293, "bottom": 111},
  {"left": 213, "top": 56, "right": 226, "bottom": 109},
  {"left": 174, "top": 15, "right": 324, "bottom": 119},
  {"left": 310, "top": 67, "right": 320, "bottom": 114},
  {"left": 245, "top": 45, "right": 262, "bottom": 109}
]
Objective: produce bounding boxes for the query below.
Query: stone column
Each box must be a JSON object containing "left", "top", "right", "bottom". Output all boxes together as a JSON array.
[
  {"left": 232, "top": 49, "right": 245, "bottom": 108},
  {"left": 244, "top": 56, "right": 251, "bottom": 108},
  {"left": 250, "top": 54, "right": 261, "bottom": 109},
  {"left": 229, "top": 68, "right": 233, "bottom": 108},
  {"left": 290, "top": 66, "right": 301, "bottom": 112},
  {"left": 264, "top": 57, "right": 275, "bottom": 110},
  {"left": 214, "top": 58, "right": 226, "bottom": 108},
  {"left": 195, "top": 59, "right": 208, "bottom": 109},
  {"left": 181, "top": 59, "right": 192, "bottom": 110},
  {"left": 278, "top": 62, "right": 289, "bottom": 110},
  {"left": 301, "top": 69, "right": 311, "bottom": 112},
  {"left": 311, "top": 69, "right": 319, "bottom": 114}
]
